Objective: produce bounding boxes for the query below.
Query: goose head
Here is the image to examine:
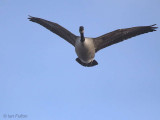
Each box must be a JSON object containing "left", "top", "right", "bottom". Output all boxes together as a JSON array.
[
  {"left": 79, "top": 26, "right": 84, "bottom": 33},
  {"left": 79, "top": 26, "right": 85, "bottom": 42}
]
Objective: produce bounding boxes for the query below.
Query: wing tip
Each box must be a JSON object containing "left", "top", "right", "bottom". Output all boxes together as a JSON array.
[
  {"left": 28, "top": 15, "right": 32, "bottom": 18},
  {"left": 28, "top": 15, "right": 32, "bottom": 20},
  {"left": 28, "top": 15, "right": 36, "bottom": 22},
  {"left": 150, "top": 24, "right": 158, "bottom": 31}
]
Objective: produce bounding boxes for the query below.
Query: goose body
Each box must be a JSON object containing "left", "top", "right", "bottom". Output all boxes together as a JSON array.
[
  {"left": 75, "top": 37, "right": 95, "bottom": 64},
  {"left": 28, "top": 16, "right": 158, "bottom": 67}
]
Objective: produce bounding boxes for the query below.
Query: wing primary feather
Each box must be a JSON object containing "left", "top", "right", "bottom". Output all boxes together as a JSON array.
[
  {"left": 93, "top": 24, "right": 158, "bottom": 52},
  {"left": 28, "top": 15, "right": 77, "bottom": 46}
]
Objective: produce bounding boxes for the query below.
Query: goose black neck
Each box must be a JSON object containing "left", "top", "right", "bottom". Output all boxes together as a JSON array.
[{"left": 80, "top": 33, "right": 85, "bottom": 42}]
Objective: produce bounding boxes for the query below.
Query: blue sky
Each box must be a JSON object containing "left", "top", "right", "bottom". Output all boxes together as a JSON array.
[{"left": 0, "top": 0, "right": 160, "bottom": 120}]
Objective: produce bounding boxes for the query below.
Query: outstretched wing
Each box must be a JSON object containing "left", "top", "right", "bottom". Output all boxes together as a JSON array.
[
  {"left": 93, "top": 24, "right": 158, "bottom": 52},
  {"left": 28, "top": 16, "right": 77, "bottom": 46}
]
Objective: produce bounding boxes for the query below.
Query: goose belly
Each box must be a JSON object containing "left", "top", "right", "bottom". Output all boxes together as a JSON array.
[{"left": 75, "top": 38, "right": 95, "bottom": 63}]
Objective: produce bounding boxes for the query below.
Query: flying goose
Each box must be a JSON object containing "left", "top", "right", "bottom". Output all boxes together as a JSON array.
[{"left": 28, "top": 16, "right": 158, "bottom": 67}]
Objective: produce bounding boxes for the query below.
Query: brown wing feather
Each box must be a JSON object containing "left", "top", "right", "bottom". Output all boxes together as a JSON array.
[
  {"left": 93, "top": 24, "right": 158, "bottom": 52},
  {"left": 28, "top": 16, "right": 77, "bottom": 46}
]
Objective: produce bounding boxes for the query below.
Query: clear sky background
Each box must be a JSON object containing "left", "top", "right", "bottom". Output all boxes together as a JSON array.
[{"left": 0, "top": 0, "right": 160, "bottom": 120}]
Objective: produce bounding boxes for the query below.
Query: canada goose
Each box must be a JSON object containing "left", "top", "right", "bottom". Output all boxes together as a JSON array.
[{"left": 28, "top": 16, "right": 158, "bottom": 67}]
